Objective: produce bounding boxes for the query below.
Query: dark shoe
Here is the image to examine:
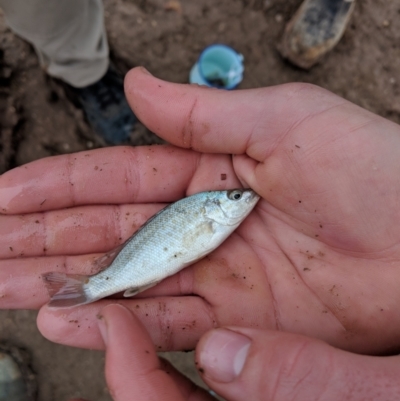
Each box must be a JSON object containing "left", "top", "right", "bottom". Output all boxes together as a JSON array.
[
  {"left": 0, "top": 344, "right": 36, "bottom": 401},
  {"left": 71, "top": 65, "right": 137, "bottom": 145},
  {"left": 279, "top": 0, "right": 356, "bottom": 69}
]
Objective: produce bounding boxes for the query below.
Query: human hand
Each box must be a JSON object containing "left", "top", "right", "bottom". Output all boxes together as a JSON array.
[
  {"left": 1, "top": 67, "right": 400, "bottom": 355},
  {"left": 69, "top": 303, "right": 400, "bottom": 401},
  {"left": 65, "top": 304, "right": 216, "bottom": 401}
]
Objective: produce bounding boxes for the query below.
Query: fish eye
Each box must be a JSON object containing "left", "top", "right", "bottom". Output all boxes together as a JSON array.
[{"left": 228, "top": 190, "right": 243, "bottom": 201}]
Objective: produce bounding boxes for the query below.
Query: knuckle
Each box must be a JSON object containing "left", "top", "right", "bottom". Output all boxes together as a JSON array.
[
  {"left": 181, "top": 97, "right": 199, "bottom": 150},
  {"left": 270, "top": 339, "right": 335, "bottom": 401}
]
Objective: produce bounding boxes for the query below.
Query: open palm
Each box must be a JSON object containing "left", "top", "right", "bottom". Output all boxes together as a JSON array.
[{"left": 1, "top": 68, "right": 399, "bottom": 355}]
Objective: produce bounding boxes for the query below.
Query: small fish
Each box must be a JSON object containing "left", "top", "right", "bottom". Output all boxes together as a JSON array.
[{"left": 42, "top": 189, "right": 260, "bottom": 308}]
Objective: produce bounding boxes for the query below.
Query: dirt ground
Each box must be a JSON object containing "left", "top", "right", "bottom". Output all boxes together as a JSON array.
[{"left": 0, "top": 0, "right": 399, "bottom": 400}]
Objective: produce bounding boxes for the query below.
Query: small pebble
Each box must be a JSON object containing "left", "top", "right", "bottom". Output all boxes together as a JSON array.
[{"left": 0, "top": 352, "right": 30, "bottom": 401}]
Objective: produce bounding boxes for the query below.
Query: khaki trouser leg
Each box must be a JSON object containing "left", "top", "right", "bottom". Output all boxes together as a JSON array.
[{"left": 0, "top": 0, "right": 109, "bottom": 87}]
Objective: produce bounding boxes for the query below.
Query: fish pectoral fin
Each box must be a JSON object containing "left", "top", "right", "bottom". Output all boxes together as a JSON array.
[
  {"left": 123, "top": 287, "right": 141, "bottom": 297},
  {"left": 123, "top": 281, "right": 160, "bottom": 297}
]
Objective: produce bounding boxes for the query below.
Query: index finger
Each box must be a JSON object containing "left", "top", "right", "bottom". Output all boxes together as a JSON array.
[
  {"left": 0, "top": 146, "right": 196, "bottom": 214},
  {"left": 0, "top": 146, "right": 238, "bottom": 215},
  {"left": 100, "top": 304, "right": 213, "bottom": 401}
]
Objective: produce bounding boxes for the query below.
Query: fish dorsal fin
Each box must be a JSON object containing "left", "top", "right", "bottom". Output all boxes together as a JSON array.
[{"left": 93, "top": 243, "right": 126, "bottom": 272}]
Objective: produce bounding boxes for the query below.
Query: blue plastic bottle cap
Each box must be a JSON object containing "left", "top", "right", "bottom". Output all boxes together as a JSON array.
[{"left": 189, "top": 44, "right": 244, "bottom": 89}]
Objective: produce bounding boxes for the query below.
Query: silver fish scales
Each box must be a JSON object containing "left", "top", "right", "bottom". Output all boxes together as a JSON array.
[{"left": 43, "top": 189, "right": 259, "bottom": 308}]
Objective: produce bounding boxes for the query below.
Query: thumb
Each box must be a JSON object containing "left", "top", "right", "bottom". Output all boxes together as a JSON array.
[
  {"left": 124, "top": 67, "right": 345, "bottom": 156},
  {"left": 196, "top": 328, "right": 400, "bottom": 401}
]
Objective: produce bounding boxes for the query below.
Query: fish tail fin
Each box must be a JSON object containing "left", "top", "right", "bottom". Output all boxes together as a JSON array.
[{"left": 42, "top": 272, "right": 90, "bottom": 308}]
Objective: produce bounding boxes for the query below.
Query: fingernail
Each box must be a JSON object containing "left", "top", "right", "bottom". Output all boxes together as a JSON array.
[
  {"left": 0, "top": 184, "right": 24, "bottom": 210},
  {"left": 139, "top": 66, "right": 153, "bottom": 76},
  {"left": 198, "top": 329, "right": 251, "bottom": 383},
  {"left": 97, "top": 314, "right": 108, "bottom": 346}
]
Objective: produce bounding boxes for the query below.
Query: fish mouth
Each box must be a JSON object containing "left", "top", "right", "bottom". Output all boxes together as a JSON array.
[{"left": 244, "top": 189, "right": 261, "bottom": 204}]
